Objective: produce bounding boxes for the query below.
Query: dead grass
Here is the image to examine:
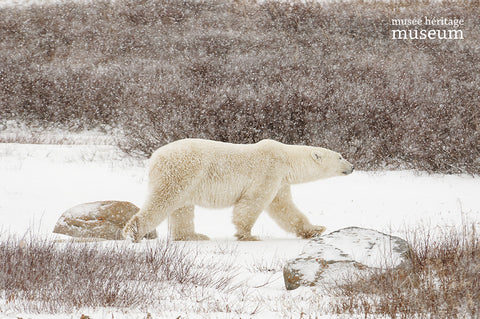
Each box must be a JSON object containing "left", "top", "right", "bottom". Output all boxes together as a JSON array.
[
  {"left": 0, "top": 234, "right": 237, "bottom": 313},
  {"left": 0, "top": 0, "right": 479, "bottom": 173},
  {"left": 328, "top": 224, "right": 480, "bottom": 318},
  {"left": 1, "top": 226, "right": 479, "bottom": 317}
]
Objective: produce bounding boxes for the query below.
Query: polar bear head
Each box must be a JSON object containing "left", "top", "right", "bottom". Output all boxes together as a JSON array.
[
  {"left": 310, "top": 148, "right": 354, "bottom": 177},
  {"left": 285, "top": 144, "right": 354, "bottom": 184}
]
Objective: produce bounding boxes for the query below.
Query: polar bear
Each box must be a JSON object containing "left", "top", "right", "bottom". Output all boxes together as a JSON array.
[{"left": 123, "top": 139, "right": 354, "bottom": 242}]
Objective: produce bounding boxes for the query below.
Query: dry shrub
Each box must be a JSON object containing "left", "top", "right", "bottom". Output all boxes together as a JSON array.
[
  {"left": 0, "top": 234, "right": 236, "bottom": 313},
  {"left": 329, "top": 224, "right": 480, "bottom": 318},
  {"left": 0, "top": 0, "right": 479, "bottom": 173}
]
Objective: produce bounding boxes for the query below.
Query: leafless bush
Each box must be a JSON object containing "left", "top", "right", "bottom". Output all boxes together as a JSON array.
[
  {"left": 0, "top": 234, "right": 236, "bottom": 313},
  {"left": 0, "top": 0, "right": 479, "bottom": 173},
  {"left": 328, "top": 224, "right": 480, "bottom": 318}
]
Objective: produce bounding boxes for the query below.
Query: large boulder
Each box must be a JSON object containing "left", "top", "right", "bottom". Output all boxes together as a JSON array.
[
  {"left": 53, "top": 201, "right": 157, "bottom": 240},
  {"left": 283, "top": 227, "right": 409, "bottom": 290}
]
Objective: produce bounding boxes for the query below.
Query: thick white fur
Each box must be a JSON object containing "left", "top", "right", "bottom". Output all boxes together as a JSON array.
[{"left": 123, "top": 139, "right": 354, "bottom": 242}]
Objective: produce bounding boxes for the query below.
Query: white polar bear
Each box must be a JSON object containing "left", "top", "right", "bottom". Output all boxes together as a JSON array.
[{"left": 123, "top": 139, "right": 354, "bottom": 242}]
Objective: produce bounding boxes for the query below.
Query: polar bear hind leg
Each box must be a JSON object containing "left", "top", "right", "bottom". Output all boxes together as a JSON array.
[
  {"left": 123, "top": 201, "right": 168, "bottom": 242},
  {"left": 124, "top": 159, "right": 202, "bottom": 242},
  {"left": 169, "top": 205, "right": 209, "bottom": 241},
  {"left": 266, "top": 185, "right": 326, "bottom": 239},
  {"left": 123, "top": 188, "right": 181, "bottom": 242}
]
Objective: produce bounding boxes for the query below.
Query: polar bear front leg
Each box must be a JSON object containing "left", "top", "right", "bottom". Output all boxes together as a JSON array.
[
  {"left": 169, "top": 205, "right": 209, "bottom": 241},
  {"left": 232, "top": 198, "right": 263, "bottom": 241},
  {"left": 266, "top": 185, "right": 326, "bottom": 239}
]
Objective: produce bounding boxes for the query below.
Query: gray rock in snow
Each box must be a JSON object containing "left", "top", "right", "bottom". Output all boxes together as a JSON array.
[
  {"left": 283, "top": 227, "right": 409, "bottom": 290},
  {"left": 53, "top": 201, "right": 157, "bottom": 240}
]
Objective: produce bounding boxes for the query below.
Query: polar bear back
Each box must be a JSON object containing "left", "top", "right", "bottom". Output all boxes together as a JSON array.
[{"left": 148, "top": 139, "right": 286, "bottom": 209}]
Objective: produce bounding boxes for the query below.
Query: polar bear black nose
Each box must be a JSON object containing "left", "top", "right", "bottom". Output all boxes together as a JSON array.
[{"left": 342, "top": 165, "right": 354, "bottom": 175}]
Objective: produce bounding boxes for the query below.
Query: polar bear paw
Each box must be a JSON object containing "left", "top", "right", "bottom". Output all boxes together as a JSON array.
[
  {"left": 298, "top": 225, "right": 326, "bottom": 239},
  {"left": 123, "top": 216, "right": 142, "bottom": 243},
  {"left": 235, "top": 233, "right": 261, "bottom": 241},
  {"left": 173, "top": 233, "right": 210, "bottom": 241}
]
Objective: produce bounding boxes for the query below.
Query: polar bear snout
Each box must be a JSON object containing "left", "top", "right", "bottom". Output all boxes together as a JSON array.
[
  {"left": 341, "top": 161, "right": 354, "bottom": 175},
  {"left": 342, "top": 164, "right": 354, "bottom": 175}
]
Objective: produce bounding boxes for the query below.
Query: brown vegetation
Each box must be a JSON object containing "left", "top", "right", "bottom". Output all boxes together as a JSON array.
[
  {"left": 329, "top": 224, "right": 480, "bottom": 318},
  {"left": 0, "top": 0, "right": 479, "bottom": 173},
  {"left": 0, "top": 235, "right": 236, "bottom": 313}
]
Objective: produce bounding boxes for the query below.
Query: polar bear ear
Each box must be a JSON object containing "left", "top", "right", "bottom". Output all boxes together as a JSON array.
[{"left": 311, "top": 151, "right": 322, "bottom": 163}]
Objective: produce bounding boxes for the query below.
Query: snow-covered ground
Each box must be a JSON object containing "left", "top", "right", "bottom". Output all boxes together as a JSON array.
[{"left": 0, "top": 142, "right": 479, "bottom": 318}]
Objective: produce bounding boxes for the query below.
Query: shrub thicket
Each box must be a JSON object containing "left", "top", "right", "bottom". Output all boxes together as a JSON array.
[
  {"left": 0, "top": 0, "right": 479, "bottom": 173},
  {"left": 329, "top": 224, "right": 480, "bottom": 318}
]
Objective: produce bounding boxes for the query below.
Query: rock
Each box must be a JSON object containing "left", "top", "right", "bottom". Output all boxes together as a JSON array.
[
  {"left": 53, "top": 201, "right": 157, "bottom": 240},
  {"left": 283, "top": 227, "right": 409, "bottom": 290}
]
